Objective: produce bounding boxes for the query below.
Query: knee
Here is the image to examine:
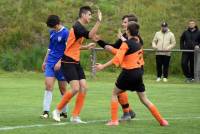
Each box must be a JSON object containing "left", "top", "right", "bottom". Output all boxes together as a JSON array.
[
  {"left": 45, "top": 82, "right": 53, "bottom": 91},
  {"left": 59, "top": 86, "right": 66, "bottom": 95},
  {"left": 71, "top": 84, "right": 80, "bottom": 94},
  {"left": 80, "top": 86, "right": 87, "bottom": 94}
]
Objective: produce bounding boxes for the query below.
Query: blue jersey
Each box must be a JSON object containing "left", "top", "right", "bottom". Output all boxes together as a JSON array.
[{"left": 47, "top": 26, "right": 69, "bottom": 66}]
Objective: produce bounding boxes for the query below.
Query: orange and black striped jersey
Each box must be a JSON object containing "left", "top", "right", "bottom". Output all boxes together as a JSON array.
[
  {"left": 62, "top": 21, "right": 90, "bottom": 63},
  {"left": 112, "top": 38, "right": 144, "bottom": 70}
]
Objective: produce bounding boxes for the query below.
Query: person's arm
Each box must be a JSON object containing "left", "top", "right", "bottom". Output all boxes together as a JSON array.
[
  {"left": 54, "top": 59, "right": 61, "bottom": 71},
  {"left": 167, "top": 33, "right": 176, "bottom": 50},
  {"left": 88, "top": 9, "right": 102, "bottom": 38},
  {"left": 152, "top": 33, "right": 158, "bottom": 50},
  {"left": 104, "top": 45, "right": 118, "bottom": 55},
  {"left": 112, "top": 42, "right": 128, "bottom": 67},
  {"left": 95, "top": 42, "right": 128, "bottom": 71},
  {"left": 80, "top": 43, "right": 96, "bottom": 50},
  {"left": 180, "top": 32, "right": 185, "bottom": 49},
  {"left": 42, "top": 49, "right": 50, "bottom": 71}
]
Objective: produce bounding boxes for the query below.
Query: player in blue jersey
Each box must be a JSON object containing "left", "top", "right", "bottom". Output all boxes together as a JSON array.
[{"left": 40, "top": 15, "right": 69, "bottom": 119}]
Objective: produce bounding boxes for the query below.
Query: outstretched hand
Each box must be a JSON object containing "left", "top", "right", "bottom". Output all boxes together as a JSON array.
[
  {"left": 97, "top": 9, "right": 102, "bottom": 22},
  {"left": 95, "top": 63, "right": 104, "bottom": 71}
]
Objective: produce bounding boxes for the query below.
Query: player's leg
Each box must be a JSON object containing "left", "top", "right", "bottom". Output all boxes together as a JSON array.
[
  {"left": 57, "top": 80, "right": 69, "bottom": 118},
  {"left": 70, "top": 64, "right": 87, "bottom": 123},
  {"left": 56, "top": 69, "right": 69, "bottom": 118},
  {"left": 53, "top": 80, "right": 80, "bottom": 122},
  {"left": 106, "top": 86, "right": 124, "bottom": 126},
  {"left": 52, "top": 63, "right": 80, "bottom": 122},
  {"left": 118, "top": 92, "right": 136, "bottom": 120},
  {"left": 41, "top": 64, "right": 56, "bottom": 119},
  {"left": 137, "top": 91, "right": 168, "bottom": 126},
  {"left": 41, "top": 77, "right": 56, "bottom": 118}
]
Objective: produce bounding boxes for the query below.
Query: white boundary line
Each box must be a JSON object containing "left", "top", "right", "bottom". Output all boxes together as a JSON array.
[{"left": 0, "top": 116, "right": 200, "bottom": 131}]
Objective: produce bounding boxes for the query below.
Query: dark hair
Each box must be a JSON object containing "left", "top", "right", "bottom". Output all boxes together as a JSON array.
[
  {"left": 46, "top": 15, "right": 60, "bottom": 28},
  {"left": 127, "top": 21, "right": 140, "bottom": 36},
  {"left": 122, "top": 14, "right": 138, "bottom": 22},
  {"left": 79, "top": 6, "right": 92, "bottom": 18}
]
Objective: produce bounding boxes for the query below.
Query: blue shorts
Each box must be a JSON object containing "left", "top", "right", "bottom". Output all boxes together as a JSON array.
[{"left": 45, "top": 64, "right": 65, "bottom": 81}]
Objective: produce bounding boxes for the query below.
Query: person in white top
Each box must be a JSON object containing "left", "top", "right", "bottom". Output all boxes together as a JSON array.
[{"left": 152, "top": 22, "right": 176, "bottom": 82}]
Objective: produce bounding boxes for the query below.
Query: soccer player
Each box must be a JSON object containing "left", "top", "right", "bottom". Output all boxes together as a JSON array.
[
  {"left": 95, "top": 21, "right": 168, "bottom": 126},
  {"left": 52, "top": 6, "right": 102, "bottom": 123},
  {"left": 94, "top": 14, "right": 143, "bottom": 120},
  {"left": 40, "top": 15, "right": 69, "bottom": 119}
]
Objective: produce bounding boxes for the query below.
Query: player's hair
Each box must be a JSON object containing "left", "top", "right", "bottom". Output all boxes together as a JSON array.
[
  {"left": 79, "top": 6, "right": 92, "bottom": 18},
  {"left": 46, "top": 15, "right": 60, "bottom": 28},
  {"left": 127, "top": 21, "right": 140, "bottom": 36},
  {"left": 122, "top": 14, "right": 138, "bottom": 22}
]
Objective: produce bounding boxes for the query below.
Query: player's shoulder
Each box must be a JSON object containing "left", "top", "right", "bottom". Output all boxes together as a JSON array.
[
  {"left": 49, "top": 29, "right": 55, "bottom": 35},
  {"left": 73, "top": 21, "right": 85, "bottom": 31}
]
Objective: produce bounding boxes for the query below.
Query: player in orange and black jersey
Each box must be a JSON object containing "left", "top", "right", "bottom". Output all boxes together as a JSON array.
[
  {"left": 52, "top": 6, "right": 102, "bottom": 123},
  {"left": 94, "top": 14, "right": 143, "bottom": 121},
  {"left": 95, "top": 21, "right": 168, "bottom": 126}
]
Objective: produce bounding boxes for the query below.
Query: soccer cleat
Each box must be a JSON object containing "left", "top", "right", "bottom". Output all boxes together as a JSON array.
[
  {"left": 120, "top": 112, "right": 131, "bottom": 121},
  {"left": 106, "top": 120, "right": 119, "bottom": 126},
  {"left": 163, "top": 78, "right": 168, "bottom": 82},
  {"left": 60, "top": 112, "right": 67, "bottom": 119},
  {"left": 129, "top": 109, "right": 136, "bottom": 119},
  {"left": 160, "top": 119, "right": 169, "bottom": 126},
  {"left": 40, "top": 111, "right": 49, "bottom": 119},
  {"left": 156, "top": 77, "right": 161, "bottom": 82},
  {"left": 52, "top": 109, "right": 61, "bottom": 122},
  {"left": 70, "top": 116, "right": 87, "bottom": 124}
]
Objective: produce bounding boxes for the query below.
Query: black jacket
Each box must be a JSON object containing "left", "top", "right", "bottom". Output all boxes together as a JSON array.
[{"left": 180, "top": 26, "right": 200, "bottom": 50}]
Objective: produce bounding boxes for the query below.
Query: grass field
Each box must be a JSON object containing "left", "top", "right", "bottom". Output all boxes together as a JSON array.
[{"left": 0, "top": 71, "right": 200, "bottom": 134}]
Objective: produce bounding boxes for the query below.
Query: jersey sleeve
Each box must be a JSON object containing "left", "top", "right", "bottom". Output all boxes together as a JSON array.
[
  {"left": 112, "top": 42, "right": 129, "bottom": 67},
  {"left": 73, "top": 23, "right": 90, "bottom": 40},
  {"left": 112, "top": 39, "right": 122, "bottom": 49}
]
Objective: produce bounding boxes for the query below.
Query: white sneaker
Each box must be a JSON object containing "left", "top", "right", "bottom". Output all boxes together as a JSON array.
[
  {"left": 52, "top": 109, "right": 61, "bottom": 122},
  {"left": 163, "top": 78, "right": 168, "bottom": 82},
  {"left": 70, "top": 116, "right": 87, "bottom": 124},
  {"left": 156, "top": 77, "right": 161, "bottom": 82}
]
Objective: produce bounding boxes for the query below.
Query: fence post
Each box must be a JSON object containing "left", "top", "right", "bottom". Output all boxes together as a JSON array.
[
  {"left": 194, "top": 47, "right": 200, "bottom": 82},
  {"left": 90, "top": 48, "right": 97, "bottom": 78}
]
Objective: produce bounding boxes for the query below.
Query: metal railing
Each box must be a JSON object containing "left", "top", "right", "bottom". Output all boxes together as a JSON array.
[{"left": 89, "top": 47, "right": 200, "bottom": 82}]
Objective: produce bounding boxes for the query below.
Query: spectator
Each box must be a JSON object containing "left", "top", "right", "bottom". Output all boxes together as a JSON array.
[
  {"left": 180, "top": 20, "right": 200, "bottom": 83},
  {"left": 152, "top": 22, "right": 176, "bottom": 82}
]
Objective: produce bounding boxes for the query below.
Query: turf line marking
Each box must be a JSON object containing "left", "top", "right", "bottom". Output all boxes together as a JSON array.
[{"left": 0, "top": 116, "right": 200, "bottom": 131}]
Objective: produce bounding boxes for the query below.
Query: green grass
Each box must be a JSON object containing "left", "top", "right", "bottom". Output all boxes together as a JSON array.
[{"left": 0, "top": 71, "right": 200, "bottom": 134}]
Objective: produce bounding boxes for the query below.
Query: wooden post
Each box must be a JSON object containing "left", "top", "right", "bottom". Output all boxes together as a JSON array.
[
  {"left": 90, "top": 48, "right": 97, "bottom": 78},
  {"left": 194, "top": 47, "right": 200, "bottom": 82}
]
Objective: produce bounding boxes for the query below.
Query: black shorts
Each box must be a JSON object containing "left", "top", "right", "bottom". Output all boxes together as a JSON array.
[
  {"left": 61, "top": 62, "right": 86, "bottom": 83},
  {"left": 115, "top": 68, "right": 145, "bottom": 92}
]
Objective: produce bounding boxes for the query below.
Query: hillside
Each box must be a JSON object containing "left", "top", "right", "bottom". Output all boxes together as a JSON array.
[{"left": 0, "top": 0, "right": 199, "bottom": 73}]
